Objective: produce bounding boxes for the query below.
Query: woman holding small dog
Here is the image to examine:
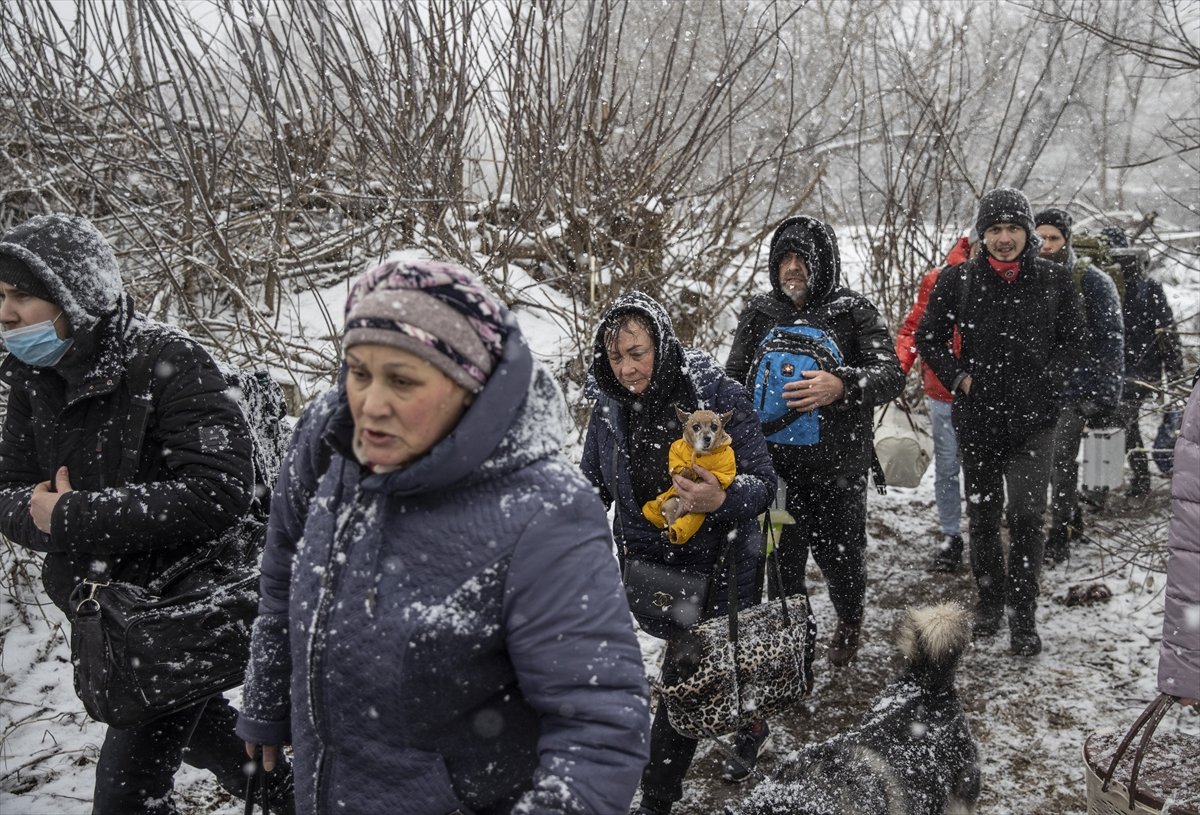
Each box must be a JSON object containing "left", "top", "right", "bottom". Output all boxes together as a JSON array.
[
  {"left": 581, "top": 291, "right": 777, "bottom": 813},
  {"left": 236, "top": 259, "right": 651, "bottom": 815}
]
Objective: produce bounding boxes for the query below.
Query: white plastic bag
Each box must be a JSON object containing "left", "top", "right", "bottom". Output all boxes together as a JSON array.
[{"left": 873, "top": 400, "right": 934, "bottom": 489}]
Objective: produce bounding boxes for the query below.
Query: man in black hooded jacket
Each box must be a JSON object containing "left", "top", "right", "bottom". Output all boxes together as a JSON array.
[
  {"left": 0, "top": 214, "right": 293, "bottom": 814},
  {"left": 727, "top": 215, "right": 902, "bottom": 670},
  {"left": 918, "top": 189, "right": 1087, "bottom": 657}
]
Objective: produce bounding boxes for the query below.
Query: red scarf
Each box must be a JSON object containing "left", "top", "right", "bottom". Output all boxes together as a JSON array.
[{"left": 987, "top": 256, "right": 1021, "bottom": 282}]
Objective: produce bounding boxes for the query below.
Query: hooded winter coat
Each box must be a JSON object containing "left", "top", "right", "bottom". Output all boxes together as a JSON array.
[
  {"left": 581, "top": 292, "right": 776, "bottom": 639},
  {"left": 1119, "top": 256, "right": 1184, "bottom": 400},
  {"left": 916, "top": 234, "right": 1088, "bottom": 454},
  {"left": 895, "top": 237, "right": 972, "bottom": 403},
  {"left": 236, "top": 325, "right": 650, "bottom": 815},
  {"left": 1158, "top": 377, "right": 1200, "bottom": 701},
  {"left": 725, "top": 215, "right": 904, "bottom": 479},
  {"left": 1050, "top": 247, "right": 1125, "bottom": 412},
  {"left": 0, "top": 215, "right": 253, "bottom": 613}
]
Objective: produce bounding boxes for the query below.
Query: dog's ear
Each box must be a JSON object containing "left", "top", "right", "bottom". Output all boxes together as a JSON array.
[
  {"left": 676, "top": 405, "right": 690, "bottom": 425},
  {"left": 719, "top": 410, "right": 735, "bottom": 427}
]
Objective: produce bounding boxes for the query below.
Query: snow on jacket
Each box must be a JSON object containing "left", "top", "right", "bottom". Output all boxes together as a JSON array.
[
  {"left": 236, "top": 327, "right": 650, "bottom": 815},
  {"left": 725, "top": 215, "right": 904, "bottom": 479},
  {"left": 581, "top": 292, "right": 776, "bottom": 639},
  {"left": 895, "top": 237, "right": 971, "bottom": 403},
  {"left": 916, "top": 239, "right": 1088, "bottom": 454},
  {"left": 0, "top": 217, "right": 252, "bottom": 613},
  {"left": 1121, "top": 263, "right": 1184, "bottom": 400},
  {"left": 1062, "top": 256, "right": 1125, "bottom": 412},
  {"left": 1158, "top": 377, "right": 1200, "bottom": 700}
]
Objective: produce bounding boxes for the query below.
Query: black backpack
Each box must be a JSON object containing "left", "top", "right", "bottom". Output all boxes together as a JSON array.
[{"left": 122, "top": 334, "right": 290, "bottom": 518}]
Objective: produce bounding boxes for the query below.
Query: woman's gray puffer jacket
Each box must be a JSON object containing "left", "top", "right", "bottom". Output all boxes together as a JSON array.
[
  {"left": 1158, "top": 376, "right": 1200, "bottom": 701},
  {"left": 236, "top": 329, "right": 650, "bottom": 815}
]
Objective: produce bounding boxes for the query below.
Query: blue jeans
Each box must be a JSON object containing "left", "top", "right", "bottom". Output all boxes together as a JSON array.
[{"left": 929, "top": 398, "right": 962, "bottom": 537}]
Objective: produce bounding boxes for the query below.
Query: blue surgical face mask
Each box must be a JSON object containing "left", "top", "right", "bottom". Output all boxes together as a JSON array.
[{"left": 0, "top": 315, "right": 74, "bottom": 367}]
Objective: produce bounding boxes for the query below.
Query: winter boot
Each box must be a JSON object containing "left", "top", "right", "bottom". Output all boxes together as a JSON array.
[
  {"left": 721, "top": 719, "right": 771, "bottom": 783},
  {"left": 931, "top": 534, "right": 965, "bottom": 573},
  {"left": 827, "top": 620, "right": 862, "bottom": 666},
  {"left": 1043, "top": 526, "right": 1069, "bottom": 567},
  {"left": 972, "top": 601, "right": 1005, "bottom": 640},
  {"left": 1009, "top": 607, "right": 1042, "bottom": 656}
]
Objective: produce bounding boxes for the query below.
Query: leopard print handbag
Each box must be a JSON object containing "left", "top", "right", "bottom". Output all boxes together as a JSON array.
[{"left": 651, "top": 543, "right": 816, "bottom": 740}]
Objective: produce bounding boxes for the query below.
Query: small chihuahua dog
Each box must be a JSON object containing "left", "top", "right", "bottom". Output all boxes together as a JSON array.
[{"left": 642, "top": 407, "right": 738, "bottom": 544}]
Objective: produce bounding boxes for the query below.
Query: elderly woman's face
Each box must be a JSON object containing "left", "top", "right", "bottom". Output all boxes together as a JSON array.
[
  {"left": 606, "top": 319, "right": 655, "bottom": 395},
  {"left": 345, "top": 344, "right": 473, "bottom": 469}
]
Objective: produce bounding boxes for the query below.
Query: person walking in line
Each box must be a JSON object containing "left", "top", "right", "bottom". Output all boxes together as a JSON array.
[
  {"left": 917, "top": 189, "right": 1087, "bottom": 656},
  {"left": 238, "top": 259, "right": 650, "bottom": 815},
  {"left": 726, "top": 214, "right": 903, "bottom": 668},
  {"left": 0, "top": 214, "right": 292, "bottom": 814},
  {"left": 895, "top": 232, "right": 975, "bottom": 573},
  {"left": 1034, "top": 207, "right": 1124, "bottom": 565},
  {"left": 581, "top": 291, "right": 777, "bottom": 802},
  {"left": 1105, "top": 226, "right": 1185, "bottom": 499}
]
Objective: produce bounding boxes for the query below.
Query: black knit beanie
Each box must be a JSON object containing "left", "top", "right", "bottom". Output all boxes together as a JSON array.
[
  {"left": 770, "top": 222, "right": 817, "bottom": 275},
  {"left": 975, "top": 188, "right": 1035, "bottom": 240},
  {"left": 1101, "top": 226, "right": 1129, "bottom": 249},
  {"left": 1034, "top": 208, "right": 1073, "bottom": 243},
  {"left": 0, "top": 254, "right": 55, "bottom": 303}
]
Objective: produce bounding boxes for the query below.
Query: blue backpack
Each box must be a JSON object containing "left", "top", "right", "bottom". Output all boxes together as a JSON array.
[{"left": 749, "top": 324, "right": 844, "bottom": 445}]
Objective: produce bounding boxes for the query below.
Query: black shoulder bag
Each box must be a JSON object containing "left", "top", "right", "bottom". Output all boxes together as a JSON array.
[{"left": 69, "top": 341, "right": 263, "bottom": 729}]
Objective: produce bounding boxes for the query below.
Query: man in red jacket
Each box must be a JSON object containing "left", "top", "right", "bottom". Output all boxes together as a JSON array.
[{"left": 895, "top": 233, "right": 975, "bottom": 572}]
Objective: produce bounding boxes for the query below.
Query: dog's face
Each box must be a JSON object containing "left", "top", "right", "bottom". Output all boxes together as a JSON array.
[{"left": 676, "top": 407, "right": 734, "bottom": 454}]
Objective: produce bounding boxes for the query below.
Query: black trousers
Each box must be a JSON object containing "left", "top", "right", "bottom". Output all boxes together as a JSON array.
[
  {"left": 92, "top": 694, "right": 249, "bottom": 815},
  {"left": 774, "top": 474, "right": 868, "bottom": 625},
  {"left": 638, "top": 639, "right": 702, "bottom": 807},
  {"left": 959, "top": 426, "right": 1054, "bottom": 615},
  {"left": 1115, "top": 398, "right": 1151, "bottom": 489}
]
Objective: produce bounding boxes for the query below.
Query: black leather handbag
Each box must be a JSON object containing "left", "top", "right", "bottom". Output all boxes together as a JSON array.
[
  {"left": 622, "top": 556, "right": 711, "bottom": 631},
  {"left": 69, "top": 519, "right": 262, "bottom": 729}
]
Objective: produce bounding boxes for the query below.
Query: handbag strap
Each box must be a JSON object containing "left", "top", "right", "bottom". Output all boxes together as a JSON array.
[
  {"left": 243, "top": 745, "right": 272, "bottom": 814},
  {"left": 724, "top": 521, "right": 794, "bottom": 663},
  {"left": 83, "top": 336, "right": 173, "bottom": 585},
  {"left": 1100, "top": 692, "right": 1178, "bottom": 809}
]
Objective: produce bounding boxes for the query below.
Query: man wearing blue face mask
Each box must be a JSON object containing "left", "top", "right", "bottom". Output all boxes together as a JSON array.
[
  {"left": 0, "top": 214, "right": 294, "bottom": 815},
  {"left": 0, "top": 268, "right": 75, "bottom": 366}
]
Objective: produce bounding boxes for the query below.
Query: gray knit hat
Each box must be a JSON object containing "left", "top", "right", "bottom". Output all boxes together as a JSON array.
[{"left": 343, "top": 258, "right": 511, "bottom": 393}]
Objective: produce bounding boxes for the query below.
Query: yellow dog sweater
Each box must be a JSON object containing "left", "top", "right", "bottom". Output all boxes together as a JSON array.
[{"left": 642, "top": 440, "right": 737, "bottom": 544}]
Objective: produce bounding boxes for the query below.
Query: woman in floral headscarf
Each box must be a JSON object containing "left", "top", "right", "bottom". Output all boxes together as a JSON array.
[{"left": 237, "top": 258, "right": 650, "bottom": 815}]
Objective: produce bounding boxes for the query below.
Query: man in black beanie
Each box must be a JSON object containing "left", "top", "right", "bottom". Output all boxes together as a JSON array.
[
  {"left": 1034, "top": 207, "right": 1125, "bottom": 564},
  {"left": 723, "top": 215, "right": 902, "bottom": 780},
  {"left": 917, "top": 189, "right": 1087, "bottom": 656}
]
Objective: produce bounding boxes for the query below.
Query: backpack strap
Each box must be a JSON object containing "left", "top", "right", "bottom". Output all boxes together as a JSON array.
[
  {"left": 115, "top": 334, "right": 176, "bottom": 487},
  {"left": 954, "top": 262, "right": 974, "bottom": 331}
]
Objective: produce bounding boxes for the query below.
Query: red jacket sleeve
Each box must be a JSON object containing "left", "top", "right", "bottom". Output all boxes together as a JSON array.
[{"left": 896, "top": 268, "right": 941, "bottom": 375}]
